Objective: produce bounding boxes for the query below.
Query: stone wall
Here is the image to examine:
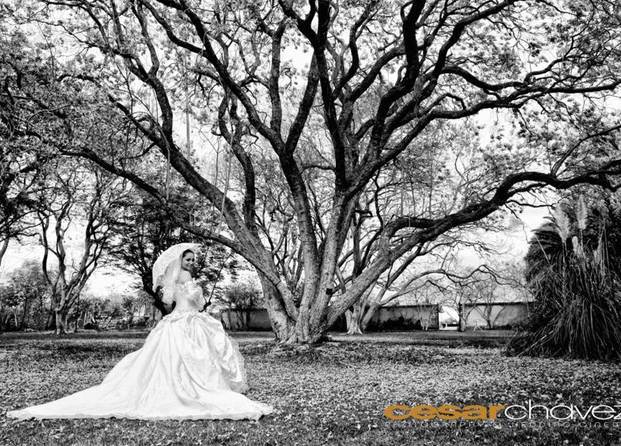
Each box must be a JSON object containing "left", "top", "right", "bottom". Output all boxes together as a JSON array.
[{"left": 219, "top": 302, "right": 531, "bottom": 331}]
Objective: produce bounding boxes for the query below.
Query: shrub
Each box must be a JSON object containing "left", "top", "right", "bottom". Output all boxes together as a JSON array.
[{"left": 506, "top": 196, "right": 621, "bottom": 361}]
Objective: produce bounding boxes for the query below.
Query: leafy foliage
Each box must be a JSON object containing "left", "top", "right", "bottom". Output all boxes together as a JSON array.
[
  {"left": 0, "top": 31, "right": 57, "bottom": 258},
  {"left": 222, "top": 283, "right": 264, "bottom": 310},
  {"left": 0, "top": 260, "right": 52, "bottom": 331}
]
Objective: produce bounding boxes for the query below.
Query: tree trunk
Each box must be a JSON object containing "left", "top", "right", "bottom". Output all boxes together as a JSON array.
[
  {"left": 72, "top": 311, "right": 82, "bottom": 333},
  {"left": 20, "top": 297, "right": 33, "bottom": 330},
  {"left": 345, "top": 301, "right": 363, "bottom": 335},
  {"left": 45, "top": 310, "right": 55, "bottom": 330},
  {"left": 150, "top": 305, "right": 155, "bottom": 324},
  {"left": 458, "top": 303, "right": 466, "bottom": 332},
  {"left": 4, "top": 313, "right": 12, "bottom": 330},
  {"left": 361, "top": 302, "right": 381, "bottom": 332},
  {"left": 258, "top": 275, "right": 297, "bottom": 342},
  {"left": 243, "top": 309, "right": 250, "bottom": 331},
  {"left": 18, "top": 307, "right": 25, "bottom": 331},
  {"left": 0, "top": 238, "right": 8, "bottom": 269},
  {"left": 54, "top": 308, "right": 68, "bottom": 335},
  {"left": 257, "top": 269, "right": 379, "bottom": 345}
]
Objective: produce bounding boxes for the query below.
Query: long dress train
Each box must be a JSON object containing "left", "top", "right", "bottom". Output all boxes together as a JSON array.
[{"left": 6, "top": 281, "right": 274, "bottom": 421}]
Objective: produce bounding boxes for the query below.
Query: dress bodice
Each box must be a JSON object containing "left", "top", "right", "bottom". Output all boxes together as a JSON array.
[{"left": 172, "top": 280, "right": 204, "bottom": 312}]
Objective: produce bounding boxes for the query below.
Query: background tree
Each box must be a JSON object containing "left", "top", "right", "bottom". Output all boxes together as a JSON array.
[
  {"left": 117, "top": 293, "right": 152, "bottom": 329},
  {"left": 0, "top": 260, "right": 51, "bottom": 331},
  {"left": 66, "top": 294, "right": 101, "bottom": 332},
  {"left": 36, "top": 159, "right": 130, "bottom": 335},
  {"left": 222, "top": 283, "right": 264, "bottom": 330}
]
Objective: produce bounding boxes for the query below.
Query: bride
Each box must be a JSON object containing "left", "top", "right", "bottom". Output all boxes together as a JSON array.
[{"left": 7, "top": 244, "right": 274, "bottom": 421}]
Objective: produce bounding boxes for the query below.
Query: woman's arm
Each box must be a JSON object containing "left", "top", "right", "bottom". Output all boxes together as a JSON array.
[{"left": 155, "top": 285, "right": 176, "bottom": 312}]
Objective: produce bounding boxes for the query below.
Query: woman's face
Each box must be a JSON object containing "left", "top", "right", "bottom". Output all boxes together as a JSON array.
[{"left": 181, "top": 252, "right": 195, "bottom": 272}]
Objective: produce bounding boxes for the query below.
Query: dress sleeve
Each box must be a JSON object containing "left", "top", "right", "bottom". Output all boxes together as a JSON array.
[{"left": 161, "top": 283, "right": 177, "bottom": 306}]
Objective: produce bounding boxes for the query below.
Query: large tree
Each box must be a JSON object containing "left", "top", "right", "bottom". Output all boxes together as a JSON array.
[
  {"left": 4, "top": 0, "right": 621, "bottom": 344},
  {"left": 0, "top": 30, "right": 56, "bottom": 267},
  {"left": 36, "top": 158, "right": 130, "bottom": 334}
]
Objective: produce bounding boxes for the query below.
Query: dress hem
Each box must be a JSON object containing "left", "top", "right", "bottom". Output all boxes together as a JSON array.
[{"left": 6, "top": 410, "right": 273, "bottom": 421}]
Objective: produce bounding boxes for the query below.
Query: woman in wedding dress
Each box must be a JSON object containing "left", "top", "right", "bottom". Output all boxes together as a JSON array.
[{"left": 7, "top": 244, "right": 274, "bottom": 421}]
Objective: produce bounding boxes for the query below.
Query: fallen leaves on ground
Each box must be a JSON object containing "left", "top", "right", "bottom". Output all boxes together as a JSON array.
[{"left": 0, "top": 335, "right": 619, "bottom": 445}]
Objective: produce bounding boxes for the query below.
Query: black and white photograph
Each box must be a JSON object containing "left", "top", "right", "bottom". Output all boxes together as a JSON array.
[{"left": 1, "top": 0, "right": 620, "bottom": 444}]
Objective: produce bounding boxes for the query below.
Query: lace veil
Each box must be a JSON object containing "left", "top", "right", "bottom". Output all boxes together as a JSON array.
[{"left": 152, "top": 243, "right": 201, "bottom": 305}]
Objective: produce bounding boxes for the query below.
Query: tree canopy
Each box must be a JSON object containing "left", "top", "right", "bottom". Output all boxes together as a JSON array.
[{"left": 2, "top": 0, "right": 621, "bottom": 343}]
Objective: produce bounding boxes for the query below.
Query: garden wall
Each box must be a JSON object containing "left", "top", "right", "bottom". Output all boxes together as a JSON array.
[{"left": 218, "top": 302, "right": 532, "bottom": 331}]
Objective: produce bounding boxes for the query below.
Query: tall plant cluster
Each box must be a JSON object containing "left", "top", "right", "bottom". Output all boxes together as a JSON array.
[{"left": 507, "top": 194, "right": 621, "bottom": 360}]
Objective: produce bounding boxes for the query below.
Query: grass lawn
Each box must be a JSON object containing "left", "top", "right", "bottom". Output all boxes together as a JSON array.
[{"left": 0, "top": 333, "right": 620, "bottom": 446}]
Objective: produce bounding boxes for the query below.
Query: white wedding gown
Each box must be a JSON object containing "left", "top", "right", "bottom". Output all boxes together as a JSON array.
[{"left": 6, "top": 280, "right": 274, "bottom": 421}]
